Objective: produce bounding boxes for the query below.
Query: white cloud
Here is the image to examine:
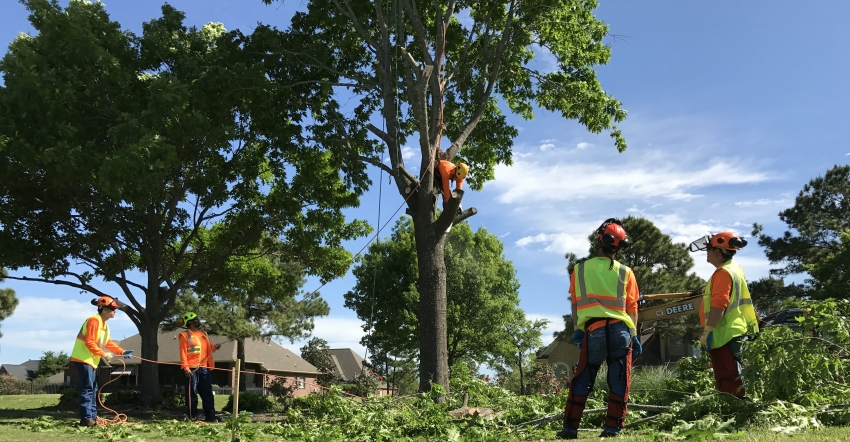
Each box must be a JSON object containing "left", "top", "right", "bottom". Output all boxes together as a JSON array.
[
  {"left": 539, "top": 143, "right": 555, "bottom": 151},
  {"left": 526, "top": 313, "right": 564, "bottom": 347},
  {"left": 0, "top": 297, "right": 137, "bottom": 364},
  {"left": 576, "top": 142, "right": 594, "bottom": 150},
  {"left": 490, "top": 153, "right": 771, "bottom": 205},
  {"left": 734, "top": 198, "right": 788, "bottom": 208},
  {"left": 401, "top": 146, "right": 417, "bottom": 160}
]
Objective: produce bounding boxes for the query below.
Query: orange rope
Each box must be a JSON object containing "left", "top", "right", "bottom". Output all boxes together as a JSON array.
[{"left": 94, "top": 357, "right": 130, "bottom": 427}]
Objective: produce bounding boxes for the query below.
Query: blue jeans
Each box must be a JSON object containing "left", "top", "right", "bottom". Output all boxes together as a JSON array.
[
  {"left": 74, "top": 361, "right": 98, "bottom": 422},
  {"left": 563, "top": 320, "right": 633, "bottom": 435},
  {"left": 186, "top": 367, "right": 216, "bottom": 419}
]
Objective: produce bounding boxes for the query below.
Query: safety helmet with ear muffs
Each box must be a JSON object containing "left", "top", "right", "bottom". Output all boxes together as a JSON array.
[
  {"left": 688, "top": 232, "right": 747, "bottom": 252},
  {"left": 91, "top": 296, "right": 125, "bottom": 310},
  {"left": 596, "top": 218, "right": 630, "bottom": 249},
  {"left": 178, "top": 311, "right": 199, "bottom": 326}
]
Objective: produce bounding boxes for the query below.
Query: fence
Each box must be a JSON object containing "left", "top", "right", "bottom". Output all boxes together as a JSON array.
[{"left": 0, "top": 377, "right": 71, "bottom": 395}]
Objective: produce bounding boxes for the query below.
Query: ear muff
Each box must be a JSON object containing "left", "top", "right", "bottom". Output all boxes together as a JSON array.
[
  {"left": 597, "top": 218, "right": 629, "bottom": 249},
  {"left": 728, "top": 237, "right": 747, "bottom": 249}
]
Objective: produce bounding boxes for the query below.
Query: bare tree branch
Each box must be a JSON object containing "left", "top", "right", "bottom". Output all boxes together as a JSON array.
[
  {"left": 435, "top": 189, "right": 464, "bottom": 234},
  {"left": 453, "top": 207, "right": 477, "bottom": 225},
  {"left": 402, "top": 0, "right": 434, "bottom": 65},
  {"left": 359, "top": 155, "right": 396, "bottom": 176},
  {"left": 446, "top": 0, "right": 519, "bottom": 160},
  {"left": 331, "top": 0, "right": 379, "bottom": 56}
]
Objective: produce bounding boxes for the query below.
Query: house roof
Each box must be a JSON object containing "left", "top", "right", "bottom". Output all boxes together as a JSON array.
[
  {"left": 327, "top": 348, "right": 364, "bottom": 382},
  {"left": 0, "top": 360, "right": 40, "bottom": 381},
  {"left": 118, "top": 329, "right": 319, "bottom": 375}
]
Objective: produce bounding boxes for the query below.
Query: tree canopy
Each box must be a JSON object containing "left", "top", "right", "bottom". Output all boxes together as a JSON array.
[
  {"left": 753, "top": 165, "right": 850, "bottom": 300},
  {"left": 267, "top": 0, "right": 627, "bottom": 393},
  {"left": 0, "top": 0, "right": 371, "bottom": 403},
  {"left": 344, "top": 217, "right": 525, "bottom": 368},
  {"left": 0, "top": 268, "right": 18, "bottom": 339},
  {"left": 299, "top": 337, "right": 338, "bottom": 388},
  {"left": 31, "top": 351, "right": 70, "bottom": 380}
]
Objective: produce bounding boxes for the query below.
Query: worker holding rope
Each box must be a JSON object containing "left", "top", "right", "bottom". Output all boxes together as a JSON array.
[
  {"left": 557, "top": 219, "right": 641, "bottom": 439},
  {"left": 70, "top": 296, "right": 134, "bottom": 427},
  {"left": 178, "top": 311, "right": 222, "bottom": 422}
]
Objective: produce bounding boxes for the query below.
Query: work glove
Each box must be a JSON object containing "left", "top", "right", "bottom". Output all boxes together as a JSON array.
[
  {"left": 700, "top": 326, "right": 714, "bottom": 351},
  {"left": 102, "top": 352, "right": 114, "bottom": 362},
  {"left": 631, "top": 336, "right": 643, "bottom": 356},
  {"left": 122, "top": 350, "right": 134, "bottom": 359},
  {"left": 571, "top": 329, "right": 585, "bottom": 345}
]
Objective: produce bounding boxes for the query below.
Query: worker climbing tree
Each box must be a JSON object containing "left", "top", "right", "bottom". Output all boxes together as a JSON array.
[{"left": 274, "top": 0, "right": 629, "bottom": 395}]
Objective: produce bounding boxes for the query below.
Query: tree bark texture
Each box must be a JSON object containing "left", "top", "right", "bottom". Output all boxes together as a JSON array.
[{"left": 138, "top": 321, "right": 162, "bottom": 405}]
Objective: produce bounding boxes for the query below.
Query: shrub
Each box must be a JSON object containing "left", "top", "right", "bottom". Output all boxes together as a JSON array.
[
  {"left": 57, "top": 388, "right": 78, "bottom": 410},
  {"left": 222, "top": 391, "right": 275, "bottom": 413},
  {"left": 268, "top": 378, "right": 296, "bottom": 412},
  {"left": 161, "top": 389, "right": 186, "bottom": 409},
  {"left": 103, "top": 389, "right": 140, "bottom": 406}
]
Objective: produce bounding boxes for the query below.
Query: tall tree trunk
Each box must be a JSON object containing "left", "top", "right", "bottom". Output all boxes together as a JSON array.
[
  {"left": 138, "top": 320, "right": 162, "bottom": 405},
  {"left": 518, "top": 355, "right": 525, "bottom": 395},
  {"left": 237, "top": 338, "right": 247, "bottom": 392},
  {"left": 413, "top": 213, "right": 449, "bottom": 397}
]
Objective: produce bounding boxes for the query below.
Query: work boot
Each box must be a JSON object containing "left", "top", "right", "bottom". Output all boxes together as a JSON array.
[
  {"left": 599, "top": 430, "right": 619, "bottom": 438},
  {"left": 555, "top": 429, "right": 578, "bottom": 439},
  {"left": 79, "top": 419, "right": 96, "bottom": 427}
]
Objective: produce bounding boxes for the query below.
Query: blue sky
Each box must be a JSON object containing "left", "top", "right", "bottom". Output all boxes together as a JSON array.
[{"left": 1, "top": 1, "right": 848, "bottom": 366}]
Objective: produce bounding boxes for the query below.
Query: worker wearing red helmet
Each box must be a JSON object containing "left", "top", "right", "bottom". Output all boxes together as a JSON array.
[
  {"left": 70, "top": 296, "right": 133, "bottom": 427},
  {"left": 557, "top": 218, "right": 641, "bottom": 439},
  {"left": 688, "top": 232, "right": 759, "bottom": 398}
]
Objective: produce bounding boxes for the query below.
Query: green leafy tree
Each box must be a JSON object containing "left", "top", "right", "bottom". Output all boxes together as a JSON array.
[
  {"left": 747, "top": 276, "right": 808, "bottom": 315},
  {"left": 172, "top": 242, "right": 331, "bottom": 391},
  {"left": 300, "top": 338, "right": 338, "bottom": 388},
  {"left": 753, "top": 165, "right": 850, "bottom": 279},
  {"left": 0, "top": 1, "right": 370, "bottom": 403},
  {"left": 492, "top": 316, "right": 547, "bottom": 395},
  {"left": 345, "top": 217, "right": 524, "bottom": 369},
  {"left": 560, "top": 216, "right": 704, "bottom": 338},
  {"left": 32, "top": 351, "right": 70, "bottom": 380},
  {"left": 0, "top": 269, "right": 18, "bottom": 339},
  {"left": 269, "top": 0, "right": 627, "bottom": 393}
]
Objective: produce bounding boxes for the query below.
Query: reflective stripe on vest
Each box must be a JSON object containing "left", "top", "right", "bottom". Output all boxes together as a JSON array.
[
  {"left": 576, "top": 262, "right": 628, "bottom": 311},
  {"left": 702, "top": 260, "right": 760, "bottom": 348},
  {"left": 71, "top": 315, "right": 110, "bottom": 368},
  {"left": 184, "top": 331, "right": 201, "bottom": 354},
  {"left": 574, "top": 258, "right": 636, "bottom": 335}
]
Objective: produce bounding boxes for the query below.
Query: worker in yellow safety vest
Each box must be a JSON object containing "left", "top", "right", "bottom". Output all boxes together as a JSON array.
[
  {"left": 70, "top": 296, "right": 133, "bottom": 427},
  {"left": 688, "top": 232, "right": 759, "bottom": 398},
  {"left": 557, "top": 218, "right": 642, "bottom": 440}
]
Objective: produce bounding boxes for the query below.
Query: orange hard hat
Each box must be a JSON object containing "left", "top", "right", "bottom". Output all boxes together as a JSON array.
[
  {"left": 597, "top": 218, "right": 630, "bottom": 248},
  {"left": 91, "top": 296, "right": 121, "bottom": 309},
  {"left": 688, "top": 232, "right": 747, "bottom": 252}
]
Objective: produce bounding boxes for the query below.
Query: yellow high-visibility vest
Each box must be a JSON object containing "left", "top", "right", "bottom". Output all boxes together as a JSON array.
[
  {"left": 574, "top": 257, "right": 636, "bottom": 336},
  {"left": 702, "top": 260, "right": 760, "bottom": 348},
  {"left": 71, "top": 315, "right": 110, "bottom": 368}
]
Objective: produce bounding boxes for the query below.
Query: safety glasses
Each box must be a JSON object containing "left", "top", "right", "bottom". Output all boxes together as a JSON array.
[{"left": 688, "top": 233, "right": 712, "bottom": 252}]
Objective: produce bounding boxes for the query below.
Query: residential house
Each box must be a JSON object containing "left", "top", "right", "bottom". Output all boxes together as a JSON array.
[
  {"left": 327, "top": 348, "right": 394, "bottom": 397},
  {"left": 65, "top": 328, "right": 322, "bottom": 397},
  {"left": 1, "top": 359, "right": 66, "bottom": 384}
]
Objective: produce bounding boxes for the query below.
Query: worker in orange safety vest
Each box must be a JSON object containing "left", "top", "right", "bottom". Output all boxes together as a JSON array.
[
  {"left": 178, "top": 311, "right": 221, "bottom": 422},
  {"left": 434, "top": 158, "right": 468, "bottom": 206},
  {"left": 688, "top": 232, "right": 759, "bottom": 398},
  {"left": 557, "top": 218, "right": 641, "bottom": 439},
  {"left": 70, "top": 296, "right": 133, "bottom": 427}
]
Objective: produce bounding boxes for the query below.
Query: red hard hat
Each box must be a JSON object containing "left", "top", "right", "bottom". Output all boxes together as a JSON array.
[{"left": 597, "top": 218, "right": 630, "bottom": 248}]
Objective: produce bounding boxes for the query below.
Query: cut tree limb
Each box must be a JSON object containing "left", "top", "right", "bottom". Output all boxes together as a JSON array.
[{"left": 435, "top": 190, "right": 465, "bottom": 234}]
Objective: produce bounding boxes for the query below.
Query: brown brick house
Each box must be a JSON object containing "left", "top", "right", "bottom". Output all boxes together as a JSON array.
[{"left": 66, "top": 328, "right": 321, "bottom": 397}]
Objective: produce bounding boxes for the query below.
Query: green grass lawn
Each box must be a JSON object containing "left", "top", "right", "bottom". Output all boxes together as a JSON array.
[{"left": 1, "top": 394, "right": 849, "bottom": 441}]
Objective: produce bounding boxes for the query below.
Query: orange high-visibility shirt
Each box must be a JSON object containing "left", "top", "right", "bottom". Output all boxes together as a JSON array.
[
  {"left": 569, "top": 264, "right": 639, "bottom": 331},
  {"left": 179, "top": 329, "right": 216, "bottom": 371},
  {"left": 436, "top": 160, "right": 464, "bottom": 202},
  {"left": 70, "top": 316, "right": 124, "bottom": 364},
  {"left": 699, "top": 268, "right": 733, "bottom": 324}
]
